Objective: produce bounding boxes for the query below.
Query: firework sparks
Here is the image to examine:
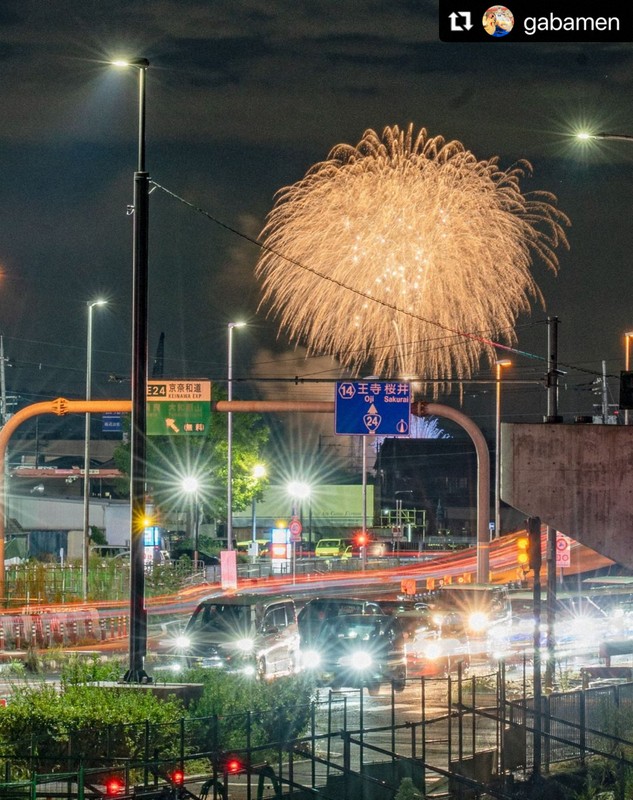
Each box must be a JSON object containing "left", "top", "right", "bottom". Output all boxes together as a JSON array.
[{"left": 256, "top": 124, "right": 570, "bottom": 393}]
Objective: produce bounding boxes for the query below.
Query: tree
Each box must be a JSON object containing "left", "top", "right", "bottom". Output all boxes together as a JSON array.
[{"left": 113, "top": 389, "right": 270, "bottom": 526}]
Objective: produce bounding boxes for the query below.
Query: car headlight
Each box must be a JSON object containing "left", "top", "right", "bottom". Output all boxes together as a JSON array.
[
  {"left": 432, "top": 613, "right": 444, "bottom": 627},
  {"left": 351, "top": 651, "right": 373, "bottom": 671},
  {"left": 301, "top": 649, "right": 321, "bottom": 668},
  {"left": 174, "top": 635, "right": 191, "bottom": 650},
  {"left": 424, "top": 642, "right": 443, "bottom": 660},
  {"left": 468, "top": 612, "right": 488, "bottom": 632},
  {"left": 236, "top": 638, "right": 255, "bottom": 653}
]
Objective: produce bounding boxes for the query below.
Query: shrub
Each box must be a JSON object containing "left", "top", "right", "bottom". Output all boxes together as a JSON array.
[
  {"left": 395, "top": 777, "right": 423, "bottom": 800},
  {"left": 181, "top": 669, "right": 316, "bottom": 755},
  {"left": 0, "top": 683, "right": 185, "bottom": 776}
]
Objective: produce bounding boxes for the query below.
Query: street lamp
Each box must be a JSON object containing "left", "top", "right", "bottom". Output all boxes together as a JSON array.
[
  {"left": 624, "top": 332, "right": 633, "bottom": 426},
  {"left": 181, "top": 476, "right": 200, "bottom": 567},
  {"left": 495, "top": 359, "right": 512, "bottom": 540},
  {"left": 287, "top": 481, "right": 311, "bottom": 582},
  {"left": 112, "top": 56, "right": 151, "bottom": 683},
  {"left": 576, "top": 132, "right": 633, "bottom": 423},
  {"left": 287, "top": 481, "right": 311, "bottom": 516},
  {"left": 227, "top": 321, "right": 246, "bottom": 551},
  {"left": 577, "top": 131, "right": 633, "bottom": 143},
  {"left": 251, "top": 463, "right": 266, "bottom": 545},
  {"left": 82, "top": 298, "right": 107, "bottom": 602}
]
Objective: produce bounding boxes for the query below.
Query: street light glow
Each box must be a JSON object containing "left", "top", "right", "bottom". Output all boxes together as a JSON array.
[
  {"left": 182, "top": 476, "right": 200, "bottom": 494},
  {"left": 287, "top": 481, "right": 311, "bottom": 500},
  {"left": 576, "top": 131, "right": 633, "bottom": 143},
  {"left": 252, "top": 463, "right": 267, "bottom": 480},
  {"left": 111, "top": 58, "right": 150, "bottom": 69}
]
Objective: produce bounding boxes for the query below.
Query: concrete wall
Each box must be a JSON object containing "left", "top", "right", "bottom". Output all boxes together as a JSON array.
[
  {"left": 8, "top": 496, "right": 131, "bottom": 547},
  {"left": 501, "top": 423, "right": 633, "bottom": 569}
]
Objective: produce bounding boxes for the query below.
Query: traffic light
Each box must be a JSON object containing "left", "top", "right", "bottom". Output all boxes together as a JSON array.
[
  {"left": 168, "top": 769, "right": 185, "bottom": 787},
  {"left": 620, "top": 371, "right": 633, "bottom": 410},
  {"left": 516, "top": 536, "right": 529, "bottom": 568},
  {"left": 355, "top": 532, "right": 368, "bottom": 548},
  {"left": 527, "top": 516, "right": 542, "bottom": 572},
  {"left": 223, "top": 756, "right": 245, "bottom": 775},
  {"left": 104, "top": 777, "right": 125, "bottom": 797}
]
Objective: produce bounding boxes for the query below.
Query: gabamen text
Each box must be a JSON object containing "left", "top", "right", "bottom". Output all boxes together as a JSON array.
[{"left": 524, "top": 14, "right": 619, "bottom": 35}]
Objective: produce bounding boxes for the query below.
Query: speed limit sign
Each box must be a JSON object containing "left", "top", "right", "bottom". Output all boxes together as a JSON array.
[
  {"left": 289, "top": 517, "right": 303, "bottom": 542},
  {"left": 555, "top": 533, "right": 571, "bottom": 569}
]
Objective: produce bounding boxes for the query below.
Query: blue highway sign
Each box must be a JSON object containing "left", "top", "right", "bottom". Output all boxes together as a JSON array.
[{"left": 335, "top": 381, "right": 411, "bottom": 436}]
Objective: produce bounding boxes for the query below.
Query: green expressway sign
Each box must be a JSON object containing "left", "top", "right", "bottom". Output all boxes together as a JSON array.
[{"left": 146, "top": 380, "right": 211, "bottom": 436}]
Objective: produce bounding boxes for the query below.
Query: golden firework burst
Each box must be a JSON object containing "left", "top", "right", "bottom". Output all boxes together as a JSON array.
[{"left": 256, "top": 124, "right": 570, "bottom": 394}]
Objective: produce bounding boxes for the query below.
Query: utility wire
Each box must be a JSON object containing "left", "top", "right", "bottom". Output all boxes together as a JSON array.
[{"left": 151, "top": 181, "right": 547, "bottom": 364}]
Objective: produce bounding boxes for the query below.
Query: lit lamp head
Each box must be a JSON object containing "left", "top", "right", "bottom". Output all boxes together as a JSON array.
[
  {"left": 111, "top": 58, "right": 150, "bottom": 69},
  {"left": 252, "top": 464, "right": 267, "bottom": 480},
  {"left": 287, "top": 481, "right": 311, "bottom": 500},
  {"left": 181, "top": 476, "right": 200, "bottom": 494}
]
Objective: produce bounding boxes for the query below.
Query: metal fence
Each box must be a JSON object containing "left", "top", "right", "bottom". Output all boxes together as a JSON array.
[
  {"left": 0, "top": 673, "right": 508, "bottom": 800},
  {"left": 503, "top": 677, "right": 633, "bottom": 775},
  {"left": 2, "top": 670, "right": 633, "bottom": 799}
]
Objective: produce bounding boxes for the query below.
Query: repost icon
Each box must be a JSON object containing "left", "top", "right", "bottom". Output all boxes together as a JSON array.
[
  {"left": 449, "top": 10, "right": 473, "bottom": 31},
  {"left": 439, "top": 0, "right": 633, "bottom": 42}
]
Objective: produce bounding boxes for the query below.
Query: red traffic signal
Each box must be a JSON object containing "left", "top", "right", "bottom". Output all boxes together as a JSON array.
[
  {"left": 169, "top": 769, "right": 185, "bottom": 786},
  {"left": 355, "top": 532, "right": 368, "bottom": 547},
  {"left": 225, "top": 757, "right": 243, "bottom": 774},
  {"left": 105, "top": 777, "right": 124, "bottom": 797}
]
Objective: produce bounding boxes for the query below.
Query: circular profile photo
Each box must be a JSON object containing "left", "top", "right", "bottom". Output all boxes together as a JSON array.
[{"left": 482, "top": 6, "right": 514, "bottom": 37}]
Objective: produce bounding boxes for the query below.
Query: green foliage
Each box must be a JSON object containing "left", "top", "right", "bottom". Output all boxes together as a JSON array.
[
  {"left": 5, "top": 660, "right": 26, "bottom": 678},
  {"left": 0, "top": 683, "right": 185, "bottom": 776},
  {"left": 515, "top": 765, "right": 632, "bottom": 800},
  {"left": 60, "top": 654, "right": 123, "bottom": 685},
  {"left": 180, "top": 668, "right": 316, "bottom": 753},
  {"left": 89, "top": 525, "right": 108, "bottom": 546},
  {"left": 145, "top": 564, "right": 187, "bottom": 595},
  {"left": 112, "top": 387, "right": 270, "bottom": 524},
  {"left": 395, "top": 777, "right": 423, "bottom": 800}
]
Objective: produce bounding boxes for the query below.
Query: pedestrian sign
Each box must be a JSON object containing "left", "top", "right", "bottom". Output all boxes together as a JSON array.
[
  {"left": 146, "top": 379, "right": 211, "bottom": 436},
  {"left": 335, "top": 381, "right": 411, "bottom": 436},
  {"left": 555, "top": 533, "right": 571, "bottom": 569}
]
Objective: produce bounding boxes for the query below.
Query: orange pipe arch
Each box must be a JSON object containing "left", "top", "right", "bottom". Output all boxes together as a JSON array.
[
  {"left": 0, "top": 397, "right": 491, "bottom": 602},
  {"left": 0, "top": 400, "right": 132, "bottom": 601}
]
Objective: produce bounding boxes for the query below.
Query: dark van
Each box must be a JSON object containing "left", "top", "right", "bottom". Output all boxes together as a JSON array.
[
  {"left": 297, "top": 597, "right": 407, "bottom": 694},
  {"left": 177, "top": 594, "right": 298, "bottom": 678}
]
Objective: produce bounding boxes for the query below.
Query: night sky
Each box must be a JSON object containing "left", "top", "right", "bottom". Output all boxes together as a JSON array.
[{"left": 2, "top": 0, "right": 633, "bottom": 444}]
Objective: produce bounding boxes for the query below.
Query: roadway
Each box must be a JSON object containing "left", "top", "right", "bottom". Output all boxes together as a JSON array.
[{"left": 0, "top": 530, "right": 616, "bottom": 658}]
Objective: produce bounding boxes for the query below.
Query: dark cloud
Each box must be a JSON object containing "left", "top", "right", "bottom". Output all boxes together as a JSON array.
[{"left": 0, "top": 0, "right": 632, "bottom": 431}]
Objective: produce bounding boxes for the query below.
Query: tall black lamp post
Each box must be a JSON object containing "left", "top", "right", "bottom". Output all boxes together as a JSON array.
[{"left": 113, "top": 57, "right": 151, "bottom": 683}]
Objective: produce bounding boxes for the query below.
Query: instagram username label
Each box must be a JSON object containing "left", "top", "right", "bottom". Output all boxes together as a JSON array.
[{"left": 439, "top": 0, "right": 632, "bottom": 42}]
